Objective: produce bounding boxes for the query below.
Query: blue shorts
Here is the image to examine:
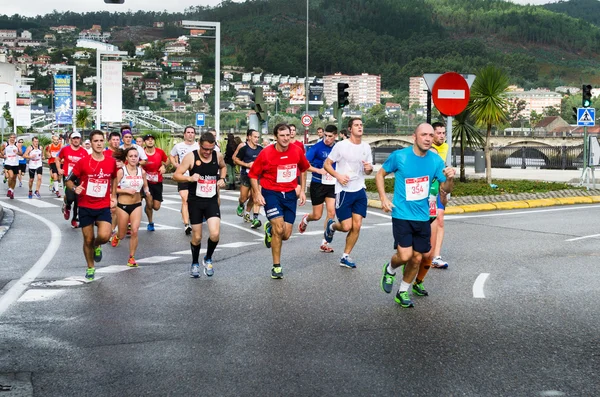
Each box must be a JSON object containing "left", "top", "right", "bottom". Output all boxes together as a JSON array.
[
  {"left": 437, "top": 194, "right": 445, "bottom": 211},
  {"left": 392, "top": 218, "right": 431, "bottom": 254},
  {"left": 335, "top": 189, "right": 367, "bottom": 222},
  {"left": 262, "top": 188, "right": 297, "bottom": 224},
  {"left": 79, "top": 206, "right": 112, "bottom": 228}
]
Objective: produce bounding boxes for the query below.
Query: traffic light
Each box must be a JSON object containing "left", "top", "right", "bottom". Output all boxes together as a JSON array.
[
  {"left": 582, "top": 84, "right": 593, "bottom": 108},
  {"left": 251, "top": 87, "right": 266, "bottom": 123},
  {"left": 337, "top": 83, "right": 349, "bottom": 109}
]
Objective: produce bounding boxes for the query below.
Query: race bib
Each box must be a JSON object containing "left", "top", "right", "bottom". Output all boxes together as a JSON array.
[
  {"left": 196, "top": 178, "right": 217, "bottom": 198},
  {"left": 322, "top": 171, "right": 336, "bottom": 185},
  {"left": 67, "top": 163, "right": 74, "bottom": 175},
  {"left": 428, "top": 194, "right": 437, "bottom": 217},
  {"left": 87, "top": 178, "right": 108, "bottom": 198},
  {"left": 51, "top": 150, "right": 59, "bottom": 158},
  {"left": 125, "top": 175, "right": 143, "bottom": 192},
  {"left": 277, "top": 165, "right": 297, "bottom": 183},
  {"left": 147, "top": 172, "right": 159, "bottom": 183},
  {"left": 405, "top": 176, "right": 429, "bottom": 201}
]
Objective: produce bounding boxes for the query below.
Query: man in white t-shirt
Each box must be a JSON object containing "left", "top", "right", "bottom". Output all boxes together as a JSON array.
[
  {"left": 323, "top": 118, "right": 373, "bottom": 269},
  {"left": 170, "top": 125, "right": 200, "bottom": 235}
]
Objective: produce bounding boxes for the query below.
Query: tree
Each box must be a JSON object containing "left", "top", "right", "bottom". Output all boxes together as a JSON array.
[
  {"left": 2, "top": 102, "right": 14, "bottom": 129},
  {"left": 453, "top": 107, "right": 484, "bottom": 182},
  {"left": 121, "top": 40, "right": 136, "bottom": 58},
  {"left": 76, "top": 108, "right": 91, "bottom": 130},
  {"left": 506, "top": 97, "right": 527, "bottom": 127},
  {"left": 468, "top": 65, "right": 509, "bottom": 183}
]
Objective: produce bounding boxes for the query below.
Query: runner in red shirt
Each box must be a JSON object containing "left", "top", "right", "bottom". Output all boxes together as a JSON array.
[
  {"left": 142, "top": 134, "right": 169, "bottom": 231},
  {"left": 45, "top": 134, "right": 63, "bottom": 197},
  {"left": 249, "top": 123, "right": 310, "bottom": 279},
  {"left": 66, "top": 130, "right": 118, "bottom": 281},
  {"left": 57, "top": 131, "right": 89, "bottom": 228}
]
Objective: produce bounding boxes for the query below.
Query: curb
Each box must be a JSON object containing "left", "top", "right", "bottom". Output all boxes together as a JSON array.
[{"left": 367, "top": 196, "right": 600, "bottom": 215}]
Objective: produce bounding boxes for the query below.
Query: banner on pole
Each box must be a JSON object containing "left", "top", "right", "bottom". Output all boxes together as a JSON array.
[
  {"left": 15, "top": 85, "right": 31, "bottom": 127},
  {"left": 54, "top": 74, "right": 73, "bottom": 125},
  {"left": 101, "top": 61, "right": 123, "bottom": 122}
]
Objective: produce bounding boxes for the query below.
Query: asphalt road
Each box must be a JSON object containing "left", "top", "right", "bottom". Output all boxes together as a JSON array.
[{"left": 0, "top": 176, "right": 599, "bottom": 396}]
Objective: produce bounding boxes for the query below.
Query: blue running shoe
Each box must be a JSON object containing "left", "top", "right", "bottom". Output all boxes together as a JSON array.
[
  {"left": 271, "top": 266, "right": 283, "bottom": 279},
  {"left": 93, "top": 246, "right": 102, "bottom": 263},
  {"left": 147, "top": 222, "right": 155, "bottom": 231},
  {"left": 203, "top": 257, "right": 214, "bottom": 277},
  {"left": 339, "top": 256, "right": 356, "bottom": 269},
  {"left": 395, "top": 291, "right": 415, "bottom": 308},
  {"left": 190, "top": 263, "right": 200, "bottom": 278},
  {"left": 381, "top": 263, "right": 395, "bottom": 294},
  {"left": 324, "top": 218, "right": 335, "bottom": 243},
  {"left": 264, "top": 221, "right": 272, "bottom": 248}
]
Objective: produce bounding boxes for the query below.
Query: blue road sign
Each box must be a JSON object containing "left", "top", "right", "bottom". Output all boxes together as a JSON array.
[
  {"left": 577, "top": 108, "right": 595, "bottom": 127},
  {"left": 196, "top": 113, "right": 205, "bottom": 127}
]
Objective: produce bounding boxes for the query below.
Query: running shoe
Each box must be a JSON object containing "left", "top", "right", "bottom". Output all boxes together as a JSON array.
[
  {"left": 110, "top": 233, "right": 120, "bottom": 247},
  {"left": 18, "top": 181, "right": 22, "bottom": 188},
  {"left": 324, "top": 218, "right": 335, "bottom": 243},
  {"left": 127, "top": 256, "right": 138, "bottom": 267},
  {"left": 93, "top": 246, "right": 102, "bottom": 263},
  {"left": 5, "top": 191, "right": 9, "bottom": 197},
  {"left": 28, "top": 191, "right": 32, "bottom": 199},
  {"left": 62, "top": 203, "right": 70, "bottom": 220},
  {"left": 412, "top": 282, "right": 429, "bottom": 297},
  {"left": 190, "top": 263, "right": 200, "bottom": 278},
  {"left": 298, "top": 214, "right": 308, "bottom": 234},
  {"left": 126, "top": 223, "right": 132, "bottom": 236},
  {"left": 271, "top": 266, "right": 283, "bottom": 279},
  {"left": 85, "top": 267, "right": 95, "bottom": 280},
  {"left": 251, "top": 218, "right": 262, "bottom": 229},
  {"left": 147, "top": 222, "right": 155, "bottom": 231},
  {"left": 339, "top": 256, "right": 356, "bottom": 269},
  {"left": 34, "top": 191, "right": 41, "bottom": 199},
  {"left": 236, "top": 203, "right": 244, "bottom": 217},
  {"left": 432, "top": 256, "right": 449, "bottom": 269},
  {"left": 185, "top": 224, "right": 192, "bottom": 235},
  {"left": 203, "top": 257, "right": 214, "bottom": 276},
  {"left": 395, "top": 291, "right": 415, "bottom": 308},
  {"left": 71, "top": 219, "right": 79, "bottom": 229},
  {"left": 8, "top": 190, "right": 13, "bottom": 200},
  {"left": 55, "top": 191, "right": 61, "bottom": 198},
  {"left": 319, "top": 243, "right": 334, "bottom": 253},
  {"left": 381, "top": 263, "right": 395, "bottom": 294},
  {"left": 264, "top": 221, "right": 272, "bottom": 248},
  {"left": 243, "top": 213, "right": 251, "bottom": 223}
]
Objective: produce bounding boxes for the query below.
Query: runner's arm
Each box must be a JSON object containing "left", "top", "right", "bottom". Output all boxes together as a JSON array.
[
  {"left": 141, "top": 169, "right": 152, "bottom": 198},
  {"left": 172, "top": 152, "right": 196, "bottom": 182},
  {"left": 375, "top": 168, "right": 393, "bottom": 213},
  {"left": 217, "top": 153, "right": 227, "bottom": 188}
]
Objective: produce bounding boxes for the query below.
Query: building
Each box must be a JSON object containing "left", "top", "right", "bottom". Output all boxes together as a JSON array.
[
  {"left": 123, "top": 71, "right": 143, "bottom": 84},
  {"left": 505, "top": 89, "right": 562, "bottom": 119},
  {"left": 188, "top": 89, "right": 204, "bottom": 102},
  {"left": 153, "top": 22, "right": 165, "bottom": 29},
  {"left": 76, "top": 39, "right": 118, "bottom": 52},
  {"left": 50, "top": 26, "right": 78, "bottom": 33},
  {"left": 172, "top": 102, "right": 186, "bottom": 112},
  {"left": 0, "top": 30, "right": 17, "bottom": 39},
  {"left": 385, "top": 102, "right": 402, "bottom": 114},
  {"left": 141, "top": 79, "right": 160, "bottom": 90},
  {"left": 144, "top": 89, "right": 159, "bottom": 101},
  {"left": 408, "top": 76, "right": 428, "bottom": 109},
  {"left": 164, "top": 42, "right": 189, "bottom": 54},
  {"left": 323, "top": 73, "right": 381, "bottom": 106}
]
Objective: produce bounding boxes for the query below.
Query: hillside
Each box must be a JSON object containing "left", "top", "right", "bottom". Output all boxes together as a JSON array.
[{"left": 544, "top": 0, "right": 600, "bottom": 26}]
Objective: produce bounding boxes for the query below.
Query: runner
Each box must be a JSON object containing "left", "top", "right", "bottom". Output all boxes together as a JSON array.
[
  {"left": 169, "top": 125, "right": 199, "bottom": 235},
  {"left": 288, "top": 124, "right": 305, "bottom": 152},
  {"left": 135, "top": 136, "right": 144, "bottom": 148},
  {"left": 105, "top": 131, "right": 123, "bottom": 240},
  {"left": 142, "top": 134, "right": 169, "bottom": 231},
  {"left": 431, "top": 121, "right": 450, "bottom": 269},
  {"left": 0, "top": 134, "right": 19, "bottom": 199},
  {"left": 297, "top": 125, "right": 338, "bottom": 253},
  {"left": 23, "top": 136, "right": 44, "bottom": 199},
  {"left": 66, "top": 130, "right": 118, "bottom": 281},
  {"left": 322, "top": 118, "right": 373, "bottom": 269},
  {"left": 58, "top": 131, "right": 89, "bottom": 228},
  {"left": 234, "top": 129, "right": 263, "bottom": 228},
  {"left": 16, "top": 138, "right": 26, "bottom": 188},
  {"left": 46, "top": 134, "right": 63, "bottom": 197},
  {"left": 249, "top": 123, "right": 310, "bottom": 279},
  {"left": 119, "top": 126, "right": 147, "bottom": 166},
  {"left": 376, "top": 123, "right": 455, "bottom": 308},
  {"left": 173, "top": 132, "right": 227, "bottom": 278},
  {"left": 83, "top": 139, "right": 93, "bottom": 154},
  {"left": 110, "top": 147, "right": 152, "bottom": 267}
]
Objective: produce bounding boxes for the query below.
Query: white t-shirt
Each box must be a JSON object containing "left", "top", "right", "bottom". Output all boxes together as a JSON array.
[
  {"left": 170, "top": 141, "right": 199, "bottom": 176},
  {"left": 119, "top": 143, "right": 148, "bottom": 161},
  {"left": 327, "top": 139, "right": 373, "bottom": 193}
]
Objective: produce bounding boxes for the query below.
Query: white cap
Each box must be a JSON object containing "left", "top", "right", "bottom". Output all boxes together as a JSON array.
[
  {"left": 70, "top": 132, "right": 81, "bottom": 138},
  {"left": 84, "top": 139, "right": 91, "bottom": 144}
]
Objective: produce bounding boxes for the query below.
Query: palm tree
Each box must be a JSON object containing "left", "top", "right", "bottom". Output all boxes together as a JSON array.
[
  {"left": 468, "top": 65, "right": 509, "bottom": 183},
  {"left": 453, "top": 107, "right": 484, "bottom": 182},
  {"left": 76, "top": 108, "right": 91, "bottom": 130}
]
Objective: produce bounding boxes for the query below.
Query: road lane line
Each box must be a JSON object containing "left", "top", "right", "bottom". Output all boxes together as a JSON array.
[
  {"left": 565, "top": 234, "right": 600, "bottom": 242},
  {"left": 446, "top": 205, "right": 600, "bottom": 220},
  {"left": 473, "top": 273, "right": 490, "bottom": 299},
  {"left": 17, "top": 199, "right": 59, "bottom": 208},
  {"left": 0, "top": 202, "right": 62, "bottom": 317}
]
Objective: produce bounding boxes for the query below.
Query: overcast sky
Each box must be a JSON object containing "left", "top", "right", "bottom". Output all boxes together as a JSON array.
[{"left": 1, "top": 0, "right": 558, "bottom": 18}]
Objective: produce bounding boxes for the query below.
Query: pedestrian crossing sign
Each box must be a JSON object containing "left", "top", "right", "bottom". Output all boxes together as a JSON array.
[{"left": 577, "top": 108, "right": 595, "bottom": 126}]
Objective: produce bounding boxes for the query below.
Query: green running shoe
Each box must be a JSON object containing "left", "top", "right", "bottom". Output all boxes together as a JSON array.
[
  {"left": 236, "top": 203, "right": 244, "bottom": 217},
  {"left": 264, "top": 221, "right": 272, "bottom": 248},
  {"left": 412, "top": 282, "right": 429, "bottom": 296},
  {"left": 381, "top": 263, "right": 395, "bottom": 294},
  {"left": 394, "top": 291, "right": 415, "bottom": 308},
  {"left": 93, "top": 246, "right": 102, "bottom": 263},
  {"left": 271, "top": 266, "right": 283, "bottom": 279},
  {"left": 85, "top": 267, "right": 95, "bottom": 280}
]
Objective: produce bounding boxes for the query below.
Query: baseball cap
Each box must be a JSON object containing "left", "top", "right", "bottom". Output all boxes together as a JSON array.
[
  {"left": 84, "top": 139, "right": 91, "bottom": 144},
  {"left": 143, "top": 134, "right": 155, "bottom": 141},
  {"left": 70, "top": 132, "right": 81, "bottom": 138}
]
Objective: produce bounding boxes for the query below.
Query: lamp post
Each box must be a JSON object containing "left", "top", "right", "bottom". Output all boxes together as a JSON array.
[{"left": 304, "top": 0, "right": 309, "bottom": 144}]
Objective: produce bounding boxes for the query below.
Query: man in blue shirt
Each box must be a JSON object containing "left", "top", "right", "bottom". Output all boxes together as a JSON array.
[
  {"left": 297, "top": 125, "right": 338, "bottom": 253},
  {"left": 375, "top": 123, "right": 455, "bottom": 308}
]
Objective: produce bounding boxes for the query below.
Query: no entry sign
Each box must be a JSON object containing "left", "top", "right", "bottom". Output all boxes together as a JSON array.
[{"left": 432, "top": 72, "right": 470, "bottom": 116}]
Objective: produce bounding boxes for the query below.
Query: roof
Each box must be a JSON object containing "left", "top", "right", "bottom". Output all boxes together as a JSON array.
[{"left": 535, "top": 116, "right": 560, "bottom": 128}]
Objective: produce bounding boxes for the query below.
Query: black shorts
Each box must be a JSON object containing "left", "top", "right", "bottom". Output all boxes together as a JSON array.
[
  {"left": 392, "top": 218, "right": 431, "bottom": 254},
  {"left": 178, "top": 182, "right": 189, "bottom": 192},
  {"left": 188, "top": 198, "right": 220, "bottom": 225},
  {"left": 28, "top": 167, "right": 42, "bottom": 178},
  {"left": 79, "top": 207, "right": 112, "bottom": 228},
  {"left": 309, "top": 181, "right": 335, "bottom": 206},
  {"left": 4, "top": 164, "right": 19, "bottom": 174},
  {"left": 239, "top": 173, "right": 251, "bottom": 188},
  {"left": 50, "top": 163, "right": 59, "bottom": 175},
  {"left": 147, "top": 183, "right": 163, "bottom": 202},
  {"left": 18, "top": 163, "right": 26, "bottom": 173},
  {"left": 117, "top": 202, "right": 142, "bottom": 215}
]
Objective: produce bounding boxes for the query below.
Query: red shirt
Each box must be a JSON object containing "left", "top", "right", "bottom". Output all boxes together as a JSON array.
[
  {"left": 72, "top": 155, "right": 117, "bottom": 209},
  {"left": 248, "top": 144, "right": 309, "bottom": 192},
  {"left": 142, "top": 148, "right": 168, "bottom": 183},
  {"left": 47, "top": 143, "right": 62, "bottom": 164},
  {"left": 58, "top": 145, "right": 88, "bottom": 176},
  {"left": 291, "top": 140, "right": 305, "bottom": 153}
]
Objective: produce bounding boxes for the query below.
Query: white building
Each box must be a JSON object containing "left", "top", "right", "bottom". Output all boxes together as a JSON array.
[
  {"left": 408, "top": 76, "right": 428, "bottom": 109},
  {"left": 76, "top": 39, "right": 118, "bottom": 52},
  {"left": 0, "top": 30, "right": 17, "bottom": 39},
  {"left": 242, "top": 73, "right": 252, "bottom": 82},
  {"left": 505, "top": 89, "right": 563, "bottom": 119},
  {"left": 323, "top": 73, "right": 381, "bottom": 106}
]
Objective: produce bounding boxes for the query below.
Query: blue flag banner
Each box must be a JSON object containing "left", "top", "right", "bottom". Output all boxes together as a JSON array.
[{"left": 54, "top": 74, "right": 73, "bottom": 125}]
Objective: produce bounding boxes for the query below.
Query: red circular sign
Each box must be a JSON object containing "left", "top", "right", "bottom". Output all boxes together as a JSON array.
[
  {"left": 431, "top": 72, "right": 470, "bottom": 116},
  {"left": 301, "top": 114, "right": 313, "bottom": 127}
]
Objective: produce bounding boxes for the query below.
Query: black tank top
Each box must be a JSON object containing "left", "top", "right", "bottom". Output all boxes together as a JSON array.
[{"left": 188, "top": 150, "right": 219, "bottom": 201}]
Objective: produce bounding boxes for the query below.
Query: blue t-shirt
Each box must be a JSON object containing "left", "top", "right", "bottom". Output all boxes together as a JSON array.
[
  {"left": 305, "top": 140, "right": 335, "bottom": 183},
  {"left": 19, "top": 146, "right": 27, "bottom": 164},
  {"left": 382, "top": 147, "right": 447, "bottom": 221}
]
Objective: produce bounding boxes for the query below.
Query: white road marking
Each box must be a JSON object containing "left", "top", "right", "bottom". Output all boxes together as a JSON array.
[
  {"left": 160, "top": 199, "right": 180, "bottom": 205},
  {"left": 136, "top": 256, "right": 180, "bottom": 264},
  {"left": 18, "top": 289, "right": 65, "bottom": 302},
  {"left": 366, "top": 210, "right": 392, "bottom": 219},
  {"left": 375, "top": 222, "right": 392, "bottom": 226},
  {"left": 96, "top": 265, "right": 134, "bottom": 273},
  {"left": 17, "top": 199, "right": 59, "bottom": 208},
  {"left": 139, "top": 221, "right": 180, "bottom": 230},
  {"left": 0, "top": 202, "right": 62, "bottom": 317},
  {"left": 170, "top": 248, "right": 221, "bottom": 255},
  {"left": 219, "top": 242, "right": 260, "bottom": 248},
  {"left": 565, "top": 234, "right": 600, "bottom": 242},
  {"left": 45, "top": 278, "right": 88, "bottom": 287},
  {"left": 473, "top": 273, "right": 490, "bottom": 298},
  {"left": 299, "top": 230, "right": 326, "bottom": 236},
  {"left": 446, "top": 204, "right": 600, "bottom": 220}
]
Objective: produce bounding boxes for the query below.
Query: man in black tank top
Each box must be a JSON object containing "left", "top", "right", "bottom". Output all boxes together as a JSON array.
[{"left": 173, "top": 132, "right": 227, "bottom": 279}]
